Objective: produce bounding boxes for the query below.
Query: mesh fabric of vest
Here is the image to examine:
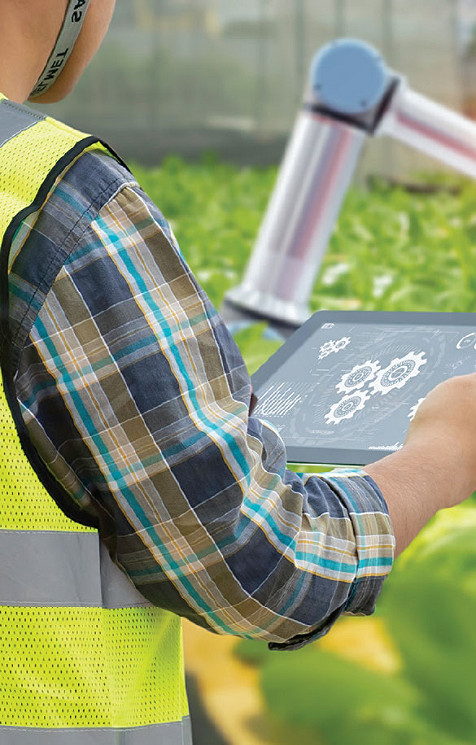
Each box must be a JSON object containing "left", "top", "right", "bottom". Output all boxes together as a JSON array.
[{"left": 0, "top": 94, "right": 189, "bottom": 729}]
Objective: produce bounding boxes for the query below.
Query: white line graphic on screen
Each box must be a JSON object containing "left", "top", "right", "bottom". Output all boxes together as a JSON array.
[
  {"left": 368, "top": 442, "right": 403, "bottom": 451},
  {"left": 324, "top": 390, "right": 371, "bottom": 425},
  {"left": 336, "top": 360, "right": 381, "bottom": 394},
  {"left": 318, "top": 336, "right": 350, "bottom": 360},
  {"left": 408, "top": 397, "right": 426, "bottom": 421},
  {"left": 254, "top": 382, "right": 309, "bottom": 417},
  {"left": 456, "top": 332, "right": 476, "bottom": 350},
  {"left": 369, "top": 352, "right": 427, "bottom": 396}
]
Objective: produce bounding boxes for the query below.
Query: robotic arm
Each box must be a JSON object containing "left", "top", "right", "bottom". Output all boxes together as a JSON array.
[{"left": 221, "top": 38, "right": 476, "bottom": 337}]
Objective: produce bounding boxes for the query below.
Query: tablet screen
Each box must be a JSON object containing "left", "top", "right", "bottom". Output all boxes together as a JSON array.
[{"left": 251, "top": 311, "right": 476, "bottom": 465}]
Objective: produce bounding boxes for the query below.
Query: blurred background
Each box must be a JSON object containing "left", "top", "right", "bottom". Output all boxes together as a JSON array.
[
  {"left": 33, "top": 0, "right": 476, "bottom": 179},
  {"left": 31, "top": 2, "right": 476, "bottom": 744}
]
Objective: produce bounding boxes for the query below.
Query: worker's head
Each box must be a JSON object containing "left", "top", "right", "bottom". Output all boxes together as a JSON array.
[{"left": 0, "top": 0, "right": 116, "bottom": 104}]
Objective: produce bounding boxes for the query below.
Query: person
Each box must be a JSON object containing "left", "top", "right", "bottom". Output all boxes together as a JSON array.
[{"left": 1, "top": 1, "right": 475, "bottom": 742}]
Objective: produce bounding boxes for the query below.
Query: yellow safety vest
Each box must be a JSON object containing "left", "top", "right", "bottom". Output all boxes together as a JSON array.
[{"left": 0, "top": 94, "right": 191, "bottom": 743}]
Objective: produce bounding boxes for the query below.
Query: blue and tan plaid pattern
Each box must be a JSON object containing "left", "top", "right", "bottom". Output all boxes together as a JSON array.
[{"left": 7, "top": 149, "right": 395, "bottom": 650}]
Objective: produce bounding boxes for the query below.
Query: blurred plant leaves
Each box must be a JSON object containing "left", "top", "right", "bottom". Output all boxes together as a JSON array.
[
  {"left": 232, "top": 322, "right": 283, "bottom": 375},
  {"left": 130, "top": 157, "right": 476, "bottom": 320},
  {"left": 379, "top": 506, "right": 476, "bottom": 741},
  {"left": 259, "top": 646, "right": 463, "bottom": 745}
]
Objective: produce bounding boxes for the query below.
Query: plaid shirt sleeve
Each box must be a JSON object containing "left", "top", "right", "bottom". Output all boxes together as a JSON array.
[{"left": 9, "top": 149, "right": 395, "bottom": 650}]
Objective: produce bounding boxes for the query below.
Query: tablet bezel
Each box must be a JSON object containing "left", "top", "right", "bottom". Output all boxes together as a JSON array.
[{"left": 251, "top": 309, "right": 476, "bottom": 466}]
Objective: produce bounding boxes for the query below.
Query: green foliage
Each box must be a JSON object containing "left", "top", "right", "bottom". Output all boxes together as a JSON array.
[
  {"left": 129, "top": 156, "right": 476, "bottom": 324},
  {"left": 260, "top": 648, "right": 437, "bottom": 745},
  {"left": 231, "top": 323, "right": 282, "bottom": 375},
  {"left": 379, "top": 506, "right": 476, "bottom": 743},
  {"left": 232, "top": 637, "right": 271, "bottom": 667},
  {"left": 129, "top": 154, "right": 476, "bottom": 368},
  {"left": 315, "top": 178, "right": 476, "bottom": 314}
]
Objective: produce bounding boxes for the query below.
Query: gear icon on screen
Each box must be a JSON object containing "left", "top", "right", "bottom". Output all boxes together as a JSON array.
[
  {"left": 318, "top": 336, "right": 351, "bottom": 360},
  {"left": 456, "top": 332, "right": 476, "bottom": 350},
  {"left": 318, "top": 340, "right": 336, "bottom": 360},
  {"left": 334, "top": 336, "right": 351, "bottom": 351},
  {"left": 324, "top": 390, "right": 370, "bottom": 425},
  {"left": 336, "top": 360, "right": 381, "bottom": 394},
  {"left": 408, "top": 397, "right": 426, "bottom": 421},
  {"left": 369, "top": 351, "right": 427, "bottom": 396}
]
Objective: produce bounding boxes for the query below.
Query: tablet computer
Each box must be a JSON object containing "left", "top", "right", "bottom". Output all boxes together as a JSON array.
[{"left": 250, "top": 310, "right": 476, "bottom": 467}]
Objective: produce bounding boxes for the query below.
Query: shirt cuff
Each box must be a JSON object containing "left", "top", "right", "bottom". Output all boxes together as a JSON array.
[
  {"left": 267, "top": 468, "right": 396, "bottom": 652},
  {"left": 318, "top": 467, "right": 395, "bottom": 615}
]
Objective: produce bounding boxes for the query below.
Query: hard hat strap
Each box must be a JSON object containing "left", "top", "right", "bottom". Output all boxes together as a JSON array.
[{"left": 29, "top": 0, "right": 91, "bottom": 99}]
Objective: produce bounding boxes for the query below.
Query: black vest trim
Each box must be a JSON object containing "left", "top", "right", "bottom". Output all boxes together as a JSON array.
[{"left": 0, "top": 136, "right": 133, "bottom": 532}]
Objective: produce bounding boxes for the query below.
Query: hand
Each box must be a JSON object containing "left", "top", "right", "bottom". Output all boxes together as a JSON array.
[
  {"left": 404, "top": 373, "right": 476, "bottom": 504},
  {"left": 365, "top": 373, "right": 476, "bottom": 557}
]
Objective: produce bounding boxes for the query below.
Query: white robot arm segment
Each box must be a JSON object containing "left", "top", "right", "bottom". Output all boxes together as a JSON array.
[{"left": 221, "top": 38, "right": 476, "bottom": 336}]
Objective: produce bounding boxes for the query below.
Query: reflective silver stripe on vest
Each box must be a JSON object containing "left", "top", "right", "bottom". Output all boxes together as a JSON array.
[
  {"left": 0, "top": 98, "right": 45, "bottom": 148},
  {"left": 0, "top": 531, "right": 153, "bottom": 609},
  {"left": 0, "top": 718, "right": 193, "bottom": 745}
]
